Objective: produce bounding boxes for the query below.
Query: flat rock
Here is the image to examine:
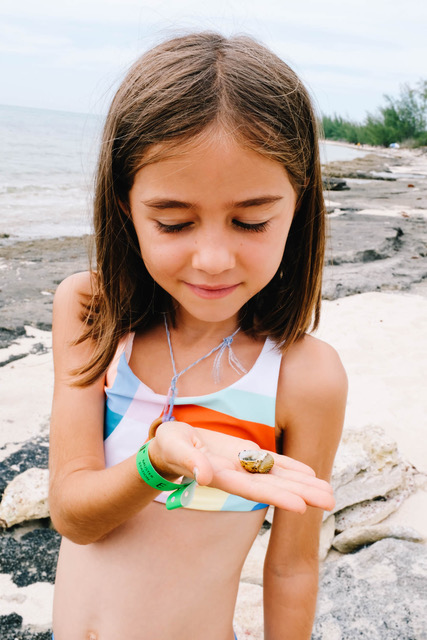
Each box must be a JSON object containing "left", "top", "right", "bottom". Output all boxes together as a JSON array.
[
  {"left": 334, "top": 476, "right": 414, "bottom": 533},
  {"left": 313, "top": 538, "right": 427, "bottom": 640},
  {"left": 331, "top": 427, "right": 406, "bottom": 514},
  {"left": 332, "top": 524, "right": 425, "bottom": 553},
  {"left": 324, "top": 213, "right": 427, "bottom": 300}
]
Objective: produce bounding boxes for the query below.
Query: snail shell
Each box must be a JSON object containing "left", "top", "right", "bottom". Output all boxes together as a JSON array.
[{"left": 238, "top": 450, "right": 274, "bottom": 474}]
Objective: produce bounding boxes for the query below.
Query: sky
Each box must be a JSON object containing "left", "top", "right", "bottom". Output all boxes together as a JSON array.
[{"left": 1, "top": 0, "right": 427, "bottom": 121}]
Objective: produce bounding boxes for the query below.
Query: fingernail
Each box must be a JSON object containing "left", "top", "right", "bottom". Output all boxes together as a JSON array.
[{"left": 193, "top": 467, "right": 199, "bottom": 482}]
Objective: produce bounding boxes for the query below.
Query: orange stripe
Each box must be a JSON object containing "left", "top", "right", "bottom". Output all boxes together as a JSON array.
[{"left": 170, "top": 404, "right": 276, "bottom": 452}]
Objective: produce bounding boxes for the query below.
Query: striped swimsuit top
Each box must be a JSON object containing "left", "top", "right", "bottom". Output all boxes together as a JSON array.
[{"left": 104, "top": 333, "right": 282, "bottom": 511}]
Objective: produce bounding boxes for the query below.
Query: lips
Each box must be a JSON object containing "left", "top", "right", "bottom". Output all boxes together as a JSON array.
[{"left": 185, "top": 283, "right": 240, "bottom": 299}]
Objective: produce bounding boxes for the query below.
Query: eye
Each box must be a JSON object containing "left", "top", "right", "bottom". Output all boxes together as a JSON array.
[
  {"left": 232, "top": 220, "right": 270, "bottom": 232},
  {"left": 155, "top": 221, "right": 192, "bottom": 234}
]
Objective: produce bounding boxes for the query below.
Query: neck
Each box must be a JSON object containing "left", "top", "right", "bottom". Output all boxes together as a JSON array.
[{"left": 170, "top": 310, "right": 240, "bottom": 346}]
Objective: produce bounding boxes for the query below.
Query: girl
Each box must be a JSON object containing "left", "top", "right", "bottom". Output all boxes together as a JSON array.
[{"left": 49, "top": 32, "right": 347, "bottom": 640}]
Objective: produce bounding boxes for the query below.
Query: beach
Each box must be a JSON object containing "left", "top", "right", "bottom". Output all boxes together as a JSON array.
[{"left": 1, "top": 142, "right": 427, "bottom": 638}]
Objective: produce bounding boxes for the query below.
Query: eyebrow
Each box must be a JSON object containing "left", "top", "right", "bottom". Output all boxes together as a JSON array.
[{"left": 142, "top": 195, "right": 283, "bottom": 209}]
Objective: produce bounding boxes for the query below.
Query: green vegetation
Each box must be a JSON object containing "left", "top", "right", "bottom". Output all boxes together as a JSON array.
[{"left": 322, "top": 80, "right": 427, "bottom": 148}]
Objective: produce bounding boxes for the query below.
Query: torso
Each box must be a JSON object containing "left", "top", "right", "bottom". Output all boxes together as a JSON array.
[{"left": 53, "top": 324, "right": 282, "bottom": 639}]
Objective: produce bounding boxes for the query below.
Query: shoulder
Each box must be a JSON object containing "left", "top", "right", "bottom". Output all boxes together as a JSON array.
[
  {"left": 276, "top": 334, "right": 347, "bottom": 467},
  {"left": 52, "top": 271, "right": 95, "bottom": 328},
  {"left": 52, "top": 272, "right": 98, "bottom": 375},
  {"left": 279, "top": 334, "right": 347, "bottom": 408},
  {"left": 53, "top": 271, "right": 94, "bottom": 308}
]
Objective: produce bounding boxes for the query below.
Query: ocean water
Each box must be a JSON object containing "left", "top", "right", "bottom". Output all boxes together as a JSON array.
[
  {"left": 0, "top": 105, "right": 102, "bottom": 242},
  {"left": 0, "top": 104, "right": 365, "bottom": 242}
]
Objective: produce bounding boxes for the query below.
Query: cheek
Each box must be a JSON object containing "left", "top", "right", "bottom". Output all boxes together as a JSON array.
[{"left": 139, "top": 241, "right": 182, "bottom": 280}]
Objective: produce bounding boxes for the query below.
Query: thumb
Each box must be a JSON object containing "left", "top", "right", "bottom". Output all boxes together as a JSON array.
[{"left": 187, "top": 448, "right": 214, "bottom": 487}]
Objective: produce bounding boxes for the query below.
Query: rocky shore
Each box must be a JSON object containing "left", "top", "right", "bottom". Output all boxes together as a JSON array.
[{"left": 1, "top": 146, "right": 427, "bottom": 639}]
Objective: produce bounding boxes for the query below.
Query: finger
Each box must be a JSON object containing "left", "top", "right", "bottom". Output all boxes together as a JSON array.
[
  {"left": 219, "top": 464, "right": 335, "bottom": 511},
  {"left": 216, "top": 469, "right": 308, "bottom": 514},
  {"left": 270, "top": 452, "right": 316, "bottom": 476},
  {"left": 213, "top": 468, "right": 334, "bottom": 513},
  {"left": 271, "top": 467, "right": 334, "bottom": 494}
]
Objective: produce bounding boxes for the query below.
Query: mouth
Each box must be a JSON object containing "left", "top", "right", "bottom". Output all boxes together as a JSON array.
[{"left": 185, "top": 283, "right": 240, "bottom": 299}]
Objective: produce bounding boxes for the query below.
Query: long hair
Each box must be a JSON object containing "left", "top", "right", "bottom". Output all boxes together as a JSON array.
[{"left": 75, "top": 32, "right": 325, "bottom": 385}]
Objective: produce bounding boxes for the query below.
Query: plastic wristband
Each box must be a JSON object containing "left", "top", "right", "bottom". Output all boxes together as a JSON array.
[{"left": 136, "top": 440, "right": 192, "bottom": 492}]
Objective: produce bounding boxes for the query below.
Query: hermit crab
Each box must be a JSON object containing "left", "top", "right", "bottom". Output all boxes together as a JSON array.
[{"left": 238, "top": 450, "right": 274, "bottom": 474}]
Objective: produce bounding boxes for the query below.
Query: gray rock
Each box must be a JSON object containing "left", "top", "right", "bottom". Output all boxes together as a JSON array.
[
  {"left": 334, "top": 483, "right": 414, "bottom": 533},
  {"left": 0, "top": 527, "right": 60, "bottom": 587},
  {"left": 332, "top": 524, "right": 425, "bottom": 553},
  {"left": 323, "top": 177, "right": 350, "bottom": 191},
  {"left": 324, "top": 213, "right": 427, "bottom": 300},
  {"left": 314, "top": 539, "right": 427, "bottom": 640},
  {"left": 331, "top": 427, "right": 406, "bottom": 514},
  {"left": 0, "top": 613, "right": 51, "bottom": 640},
  {"left": 0, "top": 436, "right": 49, "bottom": 500}
]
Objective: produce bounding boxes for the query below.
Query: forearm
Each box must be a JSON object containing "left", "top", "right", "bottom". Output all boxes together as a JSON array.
[
  {"left": 49, "top": 440, "right": 178, "bottom": 545},
  {"left": 263, "top": 562, "right": 319, "bottom": 640}
]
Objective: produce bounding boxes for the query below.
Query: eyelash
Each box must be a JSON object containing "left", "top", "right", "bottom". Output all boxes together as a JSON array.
[{"left": 155, "top": 220, "right": 270, "bottom": 234}]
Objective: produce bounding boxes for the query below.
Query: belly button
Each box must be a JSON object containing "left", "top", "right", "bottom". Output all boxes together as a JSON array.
[{"left": 87, "top": 633, "right": 98, "bottom": 640}]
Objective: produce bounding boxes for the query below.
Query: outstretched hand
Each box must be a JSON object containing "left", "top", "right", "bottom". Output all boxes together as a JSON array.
[{"left": 148, "top": 421, "right": 335, "bottom": 514}]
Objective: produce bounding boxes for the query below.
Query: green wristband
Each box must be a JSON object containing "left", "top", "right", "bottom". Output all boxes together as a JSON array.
[{"left": 136, "top": 440, "right": 192, "bottom": 492}]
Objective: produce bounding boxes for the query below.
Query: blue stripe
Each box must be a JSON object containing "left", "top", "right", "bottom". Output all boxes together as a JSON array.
[
  {"left": 104, "top": 406, "right": 125, "bottom": 439},
  {"left": 104, "top": 354, "right": 141, "bottom": 436},
  {"left": 175, "top": 388, "right": 275, "bottom": 427},
  {"left": 222, "top": 492, "right": 268, "bottom": 511}
]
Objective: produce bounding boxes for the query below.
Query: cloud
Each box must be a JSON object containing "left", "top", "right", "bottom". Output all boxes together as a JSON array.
[
  {"left": 0, "top": 23, "right": 71, "bottom": 56},
  {"left": 1, "top": 0, "right": 427, "bottom": 119}
]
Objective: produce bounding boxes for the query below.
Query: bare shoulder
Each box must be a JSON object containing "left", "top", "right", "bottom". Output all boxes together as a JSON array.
[
  {"left": 280, "top": 333, "right": 347, "bottom": 408},
  {"left": 53, "top": 271, "right": 94, "bottom": 311},
  {"left": 52, "top": 271, "right": 98, "bottom": 379},
  {"left": 276, "top": 334, "right": 347, "bottom": 475}
]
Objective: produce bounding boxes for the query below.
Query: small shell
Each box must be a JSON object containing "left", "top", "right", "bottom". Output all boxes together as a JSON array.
[{"left": 238, "top": 450, "right": 274, "bottom": 474}]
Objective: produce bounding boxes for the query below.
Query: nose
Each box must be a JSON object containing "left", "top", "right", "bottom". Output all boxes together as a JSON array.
[{"left": 191, "top": 232, "right": 236, "bottom": 274}]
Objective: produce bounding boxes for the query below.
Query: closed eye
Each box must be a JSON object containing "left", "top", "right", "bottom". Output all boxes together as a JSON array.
[
  {"left": 232, "top": 219, "right": 270, "bottom": 232},
  {"left": 155, "top": 221, "right": 193, "bottom": 233}
]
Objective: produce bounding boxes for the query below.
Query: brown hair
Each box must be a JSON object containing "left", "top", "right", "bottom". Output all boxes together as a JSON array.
[{"left": 75, "top": 31, "right": 325, "bottom": 385}]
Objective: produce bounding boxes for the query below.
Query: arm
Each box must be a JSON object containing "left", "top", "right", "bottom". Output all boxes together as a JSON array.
[
  {"left": 263, "top": 335, "right": 347, "bottom": 640},
  {"left": 48, "top": 272, "right": 171, "bottom": 544},
  {"left": 49, "top": 275, "right": 336, "bottom": 545}
]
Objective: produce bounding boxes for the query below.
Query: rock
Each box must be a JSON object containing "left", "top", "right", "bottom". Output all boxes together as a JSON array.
[
  {"left": 313, "top": 539, "right": 427, "bottom": 640},
  {"left": 0, "top": 527, "right": 60, "bottom": 587},
  {"left": 0, "top": 436, "right": 49, "bottom": 500},
  {"left": 0, "top": 613, "right": 51, "bottom": 640},
  {"left": 0, "top": 326, "right": 26, "bottom": 349},
  {"left": 322, "top": 177, "right": 350, "bottom": 191},
  {"left": 323, "top": 213, "right": 427, "bottom": 300},
  {"left": 331, "top": 427, "right": 406, "bottom": 514},
  {"left": 0, "top": 469, "right": 49, "bottom": 528},
  {"left": 319, "top": 515, "right": 336, "bottom": 561},
  {"left": 334, "top": 480, "right": 414, "bottom": 533},
  {"left": 332, "top": 524, "right": 425, "bottom": 553}
]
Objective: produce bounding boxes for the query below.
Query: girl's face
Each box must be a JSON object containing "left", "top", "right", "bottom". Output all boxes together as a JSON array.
[{"left": 128, "top": 129, "right": 297, "bottom": 329}]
